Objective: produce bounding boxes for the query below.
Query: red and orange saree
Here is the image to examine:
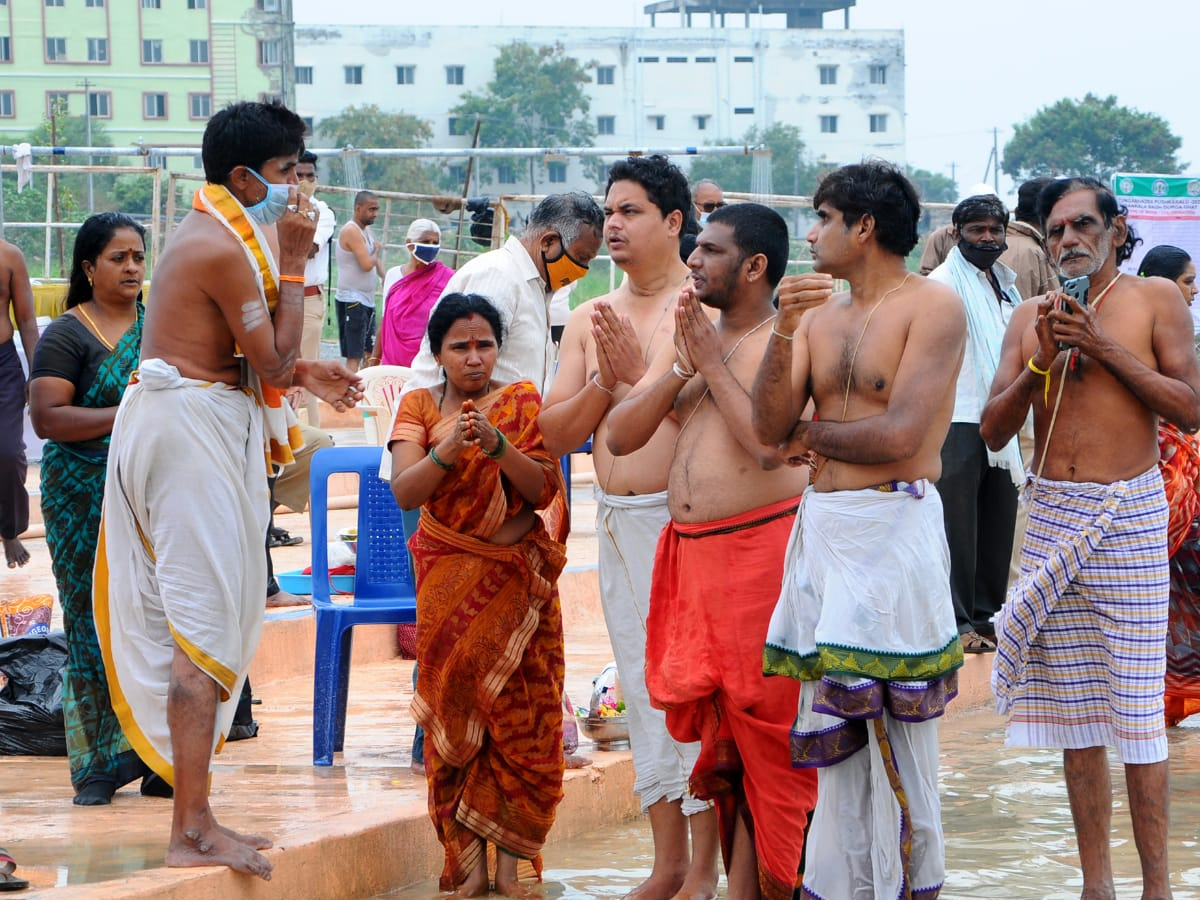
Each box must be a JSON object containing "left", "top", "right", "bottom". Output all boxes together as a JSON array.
[
  {"left": 391, "top": 380, "right": 569, "bottom": 889},
  {"left": 1158, "top": 422, "right": 1200, "bottom": 726}
]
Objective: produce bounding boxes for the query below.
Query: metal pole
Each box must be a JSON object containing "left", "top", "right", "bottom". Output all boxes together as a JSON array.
[{"left": 78, "top": 77, "right": 95, "bottom": 213}]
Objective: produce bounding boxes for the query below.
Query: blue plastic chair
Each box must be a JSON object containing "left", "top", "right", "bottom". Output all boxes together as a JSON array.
[
  {"left": 310, "top": 445, "right": 417, "bottom": 765},
  {"left": 559, "top": 438, "right": 593, "bottom": 516}
]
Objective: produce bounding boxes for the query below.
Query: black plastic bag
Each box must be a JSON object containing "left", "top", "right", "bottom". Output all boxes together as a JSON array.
[{"left": 0, "top": 632, "right": 68, "bottom": 756}]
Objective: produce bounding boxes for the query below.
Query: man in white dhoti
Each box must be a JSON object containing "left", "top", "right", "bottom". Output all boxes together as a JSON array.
[
  {"left": 752, "top": 161, "right": 966, "bottom": 899},
  {"left": 95, "top": 100, "right": 361, "bottom": 880}
]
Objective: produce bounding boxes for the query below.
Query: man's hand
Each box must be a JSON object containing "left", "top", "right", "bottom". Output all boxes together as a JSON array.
[
  {"left": 591, "top": 301, "right": 645, "bottom": 388},
  {"left": 283, "top": 386, "right": 305, "bottom": 410},
  {"left": 276, "top": 187, "right": 318, "bottom": 270},
  {"left": 293, "top": 359, "right": 362, "bottom": 411},
  {"left": 1046, "top": 292, "right": 1105, "bottom": 357},
  {"left": 775, "top": 273, "right": 833, "bottom": 336},
  {"left": 781, "top": 421, "right": 812, "bottom": 468},
  {"left": 1031, "top": 296, "right": 1061, "bottom": 368},
  {"left": 676, "top": 287, "right": 723, "bottom": 377}
]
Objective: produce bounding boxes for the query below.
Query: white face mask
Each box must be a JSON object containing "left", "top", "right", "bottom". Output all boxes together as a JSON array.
[{"left": 243, "top": 167, "right": 290, "bottom": 225}]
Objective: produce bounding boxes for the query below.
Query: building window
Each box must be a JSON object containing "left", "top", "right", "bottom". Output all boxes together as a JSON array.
[
  {"left": 445, "top": 65, "right": 463, "bottom": 85},
  {"left": 0, "top": 37, "right": 11, "bottom": 62},
  {"left": 46, "top": 37, "right": 67, "bottom": 61},
  {"left": 596, "top": 65, "right": 614, "bottom": 85},
  {"left": 547, "top": 162, "right": 567, "bottom": 184},
  {"left": 448, "top": 116, "right": 470, "bottom": 136},
  {"left": 257, "top": 0, "right": 280, "bottom": 10},
  {"left": 870, "top": 64, "right": 887, "bottom": 85},
  {"left": 695, "top": 114, "right": 710, "bottom": 130},
  {"left": 496, "top": 164, "right": 516, "bottom": 184},
  {"left": 187, "top": 0, "right": 206, "bottom": 7},
  {"left": 869, "top": 113, "right": 888, "bottom": 133},
  {"left": 597, "top": 115, "right": 615, "bottom": 135},
  {"left": 819, "top": 64, "right": 837, "bottom": 85},
  {"left": 141, "top": 0, "right": 160, "bottom": 7},
  {"left": 447, "top": 164, "right": 466, "bottom": 183},
  {"left": 258, "top": 39, "right": 279, "bottom": 65},
  {"left": 87, "top": 37, "right": 107, "bottom": 62},
  {"left": 189, "top": 39, "right": 208, "bottom": 63},
  {"left": 733, "top": 55, "right": 753, "bottom": 62},
  {"left": 144, "top": 93, "right": 167, "bottom": 119},
  {"left": 189, "top": 93, "right": 211, "bottom": 119},
  {"left": 344, "top": 65, "right": 362, "bottom": 85},
  {"left": 695, "top": 55, "right": 716, "bottom": 63},
  {"left": 733, "top": 106, "right": 753, "bottom": 115},
  {"left": 85, "top": 0, "right": 104, "bottom": 6},
  {"left": 89, "top": 91, "right": 111, "bottom": 118},
  {"left": 0, "top": 92, "right": 13, "bottom": 118},
  {"left": 666, "top": 56, "right": 686, "bottom": 63},
  {"left": 46, "top": 91, "right": 69, "bottom": 114},
  {"left": 819, "top": 115, "right": 838, "bottom": 133},
  {"left": 142, "top": 39, "right": 162, "bottom": 63},
  {"left": 301, "top": 116, "right": 313, "bottom": 134},
  {"left": 637, "top": 56, "right": 659, "bottom": 63},
  {"left": 46, "top": 0, "right": 64, "bottom": 6},
  {"left": 295, "top": 65, "right": 313, "bottom": 84},
  {"left": 649, "top": 114, "right": 665, "bottom": 131},
  {"left": 396, "top": 65, "right": 415, "bottom": 84}
]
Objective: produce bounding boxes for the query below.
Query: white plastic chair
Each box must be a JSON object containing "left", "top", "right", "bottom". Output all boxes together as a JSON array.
[{"left": 357, "top": 365, "right": 411, "bottom": 445}]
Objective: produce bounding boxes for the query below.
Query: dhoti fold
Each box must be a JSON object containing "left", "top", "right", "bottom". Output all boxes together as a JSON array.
[
  {"left": 993, "top": 466, "right": 1169, "bottom": 764},
  {"left": 595, "top": 487, "right": 706, "bottom": 816},
  {"left": 646, "top": 496, "right": 816, "bottom": 900},
  {"left": 95, "top": 359, "right": 269, "bottom": 784},
  {"left": 764, "top": 484, "right": 961, "bottom": 900}
]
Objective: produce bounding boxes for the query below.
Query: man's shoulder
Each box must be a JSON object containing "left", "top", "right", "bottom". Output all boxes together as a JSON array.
[{"left": 911, "top": 272, "right": 966, "bottom": 310}]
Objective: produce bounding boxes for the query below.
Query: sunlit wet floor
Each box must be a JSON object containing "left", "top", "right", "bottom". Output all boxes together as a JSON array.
[{"left": 378, "top": 711, "right": 1200, "bottom": 900}]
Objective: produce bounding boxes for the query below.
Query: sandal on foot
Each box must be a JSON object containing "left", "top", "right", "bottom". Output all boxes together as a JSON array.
[
  {"left": 268, "top": 527, "right": 303, "bottom": 548},
  {"left": 961, "top": 631, "right": 996, "bottom": 654},
  {"left": 0, "top": 848, "right": 29, "bottom": 892}
]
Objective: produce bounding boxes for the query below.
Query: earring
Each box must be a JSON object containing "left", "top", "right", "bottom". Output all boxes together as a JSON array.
[{"left": 87, "top": 276, "right": 93, "bottom": 287}]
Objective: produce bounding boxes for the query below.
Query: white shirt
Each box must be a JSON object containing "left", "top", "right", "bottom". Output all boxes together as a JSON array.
[
  {"left": 928, "top": 248, "right": 1021, "bottom": 423},
  {"left": 304, "top": 198, "right": 335, "bottom": 288},
  {"left": 406, "top": 235, "right": 556, "bottom": 395}
]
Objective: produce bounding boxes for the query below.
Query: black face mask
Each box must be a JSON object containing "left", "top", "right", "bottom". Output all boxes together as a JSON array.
[{"left": 958, "top": 237, "right": 1006, "bottom": 270}]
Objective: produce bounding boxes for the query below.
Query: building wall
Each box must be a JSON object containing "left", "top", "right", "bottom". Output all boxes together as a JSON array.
[
  {"left": 0, "top": 0, "right": 293, "bottom": 165},
  {"left": 294, "top": 23, "right": 905, "bottom": 194}
]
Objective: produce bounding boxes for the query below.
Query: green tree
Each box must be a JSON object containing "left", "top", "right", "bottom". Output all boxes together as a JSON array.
[
  {"left": 688, "top": 123, "right": 821, "bottom": 196},
  {"left": 450, "top": 41, "right": 596, "bottom": 194},
  {"left": 1003, "top": 93, "right": 1183, "bottom": 182},
  {"left": 906, "top": 167, "right": 957, "bottom": 204},
  {"left": 317, "top": 104, "right": 437, "bottom": 194}
]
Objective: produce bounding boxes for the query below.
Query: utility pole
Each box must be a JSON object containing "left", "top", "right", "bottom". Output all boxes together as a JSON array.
[
  {"left": 992, "top": 127, "right": 1000, "bottom": 195},
  {"left": 77, "top": 77, "right": 95, "bottom": 212}
]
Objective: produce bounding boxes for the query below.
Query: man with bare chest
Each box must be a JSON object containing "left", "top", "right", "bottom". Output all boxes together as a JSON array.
[
  {"left": 540, "top": 156, "right": 718, "bottom": 900},
  {"left": 95, "top": 101, "right": 361, "bottom": 881},
  {"left": 981, "top": 177, "right": 1200, "bottom": 900},
  {"left": 753, "top": 162, "right": 965, "bottom": 899},
  {"left": 0, "top": 240, "right": 37, "bottom": 568},
  {"left": 607, "top": 203, "right": 817, "bottom": 900}
]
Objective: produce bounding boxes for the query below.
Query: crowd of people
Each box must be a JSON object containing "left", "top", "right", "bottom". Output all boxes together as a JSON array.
[{"left": 2, "top": 98, "right": 1199, "bottom": 900}]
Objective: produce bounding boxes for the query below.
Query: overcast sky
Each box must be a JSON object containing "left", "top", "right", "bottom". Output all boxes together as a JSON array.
[{"left": 293, "top": 0, "right": 1198, "bottom": 202}]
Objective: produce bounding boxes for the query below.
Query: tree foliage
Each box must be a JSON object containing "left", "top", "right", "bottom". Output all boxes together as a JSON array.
[
  {"left": 316, "top": 104, "right": 437, "bottom": 194},
  {"left": 450, "top": 41, "right": 596, "bottom": 193},
  {"left": 688, "top": 123, "right": 822, "bottom": 196},
  {"left": 906, "top": 167, "right": 957, "bottom": 204},
  {"left": 1002, "top": 93, "right": 1183, "bottom": 182}
]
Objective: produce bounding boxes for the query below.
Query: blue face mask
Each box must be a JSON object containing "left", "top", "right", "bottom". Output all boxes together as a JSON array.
[
  {"left": 411, "top": 243, "right": 440, "bottom": 264},
  {"left": 243, "top": 167, "right": 290, "bottom": 225}
]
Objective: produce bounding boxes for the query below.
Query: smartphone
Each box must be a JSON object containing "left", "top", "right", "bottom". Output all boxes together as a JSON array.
[{"left": 1057, "top": 275, "right": 1090, "bottom": 350}]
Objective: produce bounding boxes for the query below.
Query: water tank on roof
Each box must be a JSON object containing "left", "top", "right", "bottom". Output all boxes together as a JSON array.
[{"left": 642, "top": 0, "right": 855, "bottom": 28}]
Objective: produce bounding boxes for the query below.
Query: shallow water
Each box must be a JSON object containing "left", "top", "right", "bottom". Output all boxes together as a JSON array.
[{"left": 379, "top": 711, "right": 1200, "bottom": 900}]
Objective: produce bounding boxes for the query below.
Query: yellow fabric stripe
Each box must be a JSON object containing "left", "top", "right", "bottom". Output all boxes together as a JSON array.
[
  {"left": 93, "top": 515, "right": 176, "bottom": 787},
  {"left": 167, "top": 622, "right": 237, "bottom": 702}
]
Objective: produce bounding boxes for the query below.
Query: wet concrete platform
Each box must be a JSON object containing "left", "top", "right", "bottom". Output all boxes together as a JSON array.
[{"left": 0, "top": 419, "right": 997, "bottom": 899}]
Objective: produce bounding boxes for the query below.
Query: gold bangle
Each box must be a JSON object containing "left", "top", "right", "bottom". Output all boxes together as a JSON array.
[
  {"left": 1028, "top": 356, "right": 1052, "bottom": 406},
  {"left": 770, "top": 324, "right": 794, "bottom": 341}
]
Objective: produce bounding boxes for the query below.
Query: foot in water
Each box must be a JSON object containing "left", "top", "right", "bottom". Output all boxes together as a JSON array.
[
  {"left": 165, "top": 822, "right": 273, "bottom": 880},
  {"left": 3, "top": 537, "right": 29, "bottom": 569}
]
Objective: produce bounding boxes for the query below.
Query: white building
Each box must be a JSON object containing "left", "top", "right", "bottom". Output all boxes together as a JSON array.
[{"left": 293, "top": 17, "right": 904, "bottom": 194}]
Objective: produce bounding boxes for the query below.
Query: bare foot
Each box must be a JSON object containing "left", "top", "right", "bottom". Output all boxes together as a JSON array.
[
  {"left": 450, "top": 866, "right": 489, "bottom": 899},
  {"left": 266, "top": 589, "right": 309, "bottom": 608},
  {"left": 3, "top": 537, "right": 29, "bottom": 569},
  {"left": 668, "top": 876, "right": 718, "bottom": 900},
  {"left": 622, "top": 872, "right": 685, "bottom": 900},
  {"left": 217, "top": 823, "right": 274, "bottom": 851},
  {"left": 166, "top": 825, "right": 273, "bottom": 880},
  {"left": 564, "top": 753, "right": 592, "bottom": 769},
  {"left": 494, "top": 876, "right": 540, "bottom": 899},
  {"left": 410, "top": 760, "right": 425, "bottom": 777}
]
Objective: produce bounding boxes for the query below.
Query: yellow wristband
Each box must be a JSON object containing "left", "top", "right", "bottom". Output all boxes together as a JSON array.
[{"left": 1028, "top": 356, "right": 1052, "bottom": 406}]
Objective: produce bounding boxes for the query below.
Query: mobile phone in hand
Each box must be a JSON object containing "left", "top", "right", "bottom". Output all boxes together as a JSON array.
[{"left": 1057, "top": 275, "right": 1090, "bottom": 350}]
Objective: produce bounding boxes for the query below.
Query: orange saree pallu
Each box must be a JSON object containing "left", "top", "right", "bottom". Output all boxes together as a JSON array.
[
  {"left": 645, "top": 496, "right": 817, "bottom": 900},
  {"left": 393, "top": 381, "right": 568, "bottom": 889},
  {"left": 1158, "top": 422, "right": 1200, "bottom": 726}
]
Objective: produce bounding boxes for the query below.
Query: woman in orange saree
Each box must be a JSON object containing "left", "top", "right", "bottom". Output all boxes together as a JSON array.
[{"left": 389, "top": 293, "right": 568, "bottom": 897}]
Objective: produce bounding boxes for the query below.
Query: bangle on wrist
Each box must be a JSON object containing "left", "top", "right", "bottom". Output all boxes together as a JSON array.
[
  {"left": 429, "top": 446, "right": 453, "bottom": 471},
  {"left": 591, "top": 373, "right": 615, "bottom": 394},
  {"left": 770, "top": 324, "right": 794, "bottom": 341},
  {"left": 672, "top": 361, "right": 696, "bottom": 381},
  {"left": 1027, "top": 356, "right": 1052, "bottom": 406},
  {"left": 278, "top": 273, "right": 305, "bottom": 284},
  {"left": 482, "top": 427, "right": 508, "bottom": 459}
]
